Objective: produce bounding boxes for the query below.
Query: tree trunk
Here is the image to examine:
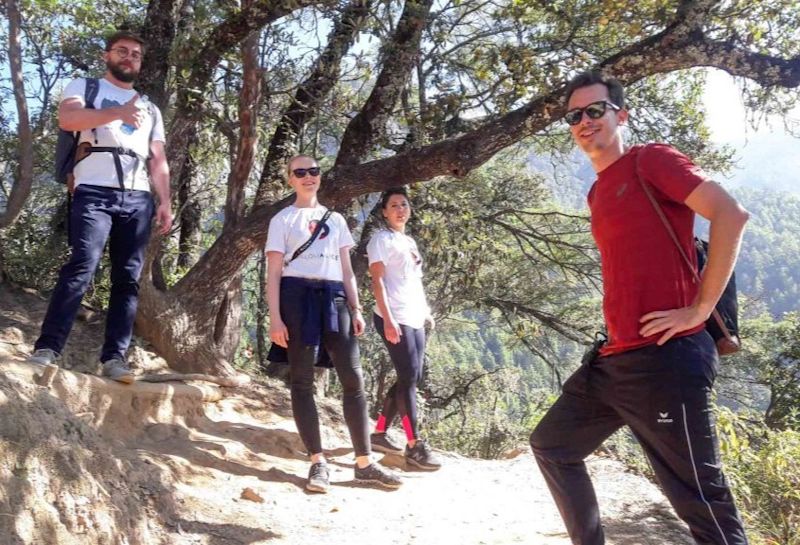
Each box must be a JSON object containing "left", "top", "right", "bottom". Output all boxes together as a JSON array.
[
  {"left": 176, "top": 151, "right": 200, "bottom": 269},
  {"left": 256, "top": 250, "right": 269, "bottom": 372},
  {"left": 0, "top": 0, "right": 34, "bottom": 230}
]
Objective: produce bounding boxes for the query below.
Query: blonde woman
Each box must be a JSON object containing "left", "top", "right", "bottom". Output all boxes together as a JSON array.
[{"left": 266, "top": 156, "right": 402, "bottom": 493}]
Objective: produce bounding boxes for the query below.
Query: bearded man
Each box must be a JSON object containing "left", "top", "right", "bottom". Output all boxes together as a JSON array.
[{"left": 27, "top": 30, "right": 172, "bottom": 383}]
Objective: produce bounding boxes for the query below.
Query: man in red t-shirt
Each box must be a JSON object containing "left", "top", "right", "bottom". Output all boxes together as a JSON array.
[{"left": 530, "top": 71, "right": 750, "bottom": 545}]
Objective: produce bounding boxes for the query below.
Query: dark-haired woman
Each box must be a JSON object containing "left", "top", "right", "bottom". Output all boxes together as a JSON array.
[
  {"left": 368, "top": 188, "right": 442, "bottom": 470},
  {"left": 266, "top": 155, "right": 402, "bottom": 493}
]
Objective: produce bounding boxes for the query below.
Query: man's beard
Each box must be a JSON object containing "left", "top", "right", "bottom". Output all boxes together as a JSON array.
[{"left": 107, "top": 60, "right": 138, "bottom": 83}]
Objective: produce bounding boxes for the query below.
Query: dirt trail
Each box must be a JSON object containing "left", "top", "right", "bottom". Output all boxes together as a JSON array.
[{"left": 0, "top": 285, "right": 694, "bottom": 545}]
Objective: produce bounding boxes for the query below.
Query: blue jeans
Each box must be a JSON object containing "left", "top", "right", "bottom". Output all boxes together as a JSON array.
[{"left": 35, "top": 185, "right": 154, "bottom": 362}]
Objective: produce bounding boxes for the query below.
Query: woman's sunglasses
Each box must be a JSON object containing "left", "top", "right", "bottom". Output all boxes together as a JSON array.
[
  {"left": 564, "top": 100, "right": 620, "bottom": 126},
  {"left": 292, "top": 167, "right": 321, "bottom": 178}
]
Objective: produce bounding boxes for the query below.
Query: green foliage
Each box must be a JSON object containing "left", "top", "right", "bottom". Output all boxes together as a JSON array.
[
  {"left": 718, "top": 311, "right": 800, "bottom": 429},
  {"left": 717, "top": 407, "right": 800, "bottom": 545}
]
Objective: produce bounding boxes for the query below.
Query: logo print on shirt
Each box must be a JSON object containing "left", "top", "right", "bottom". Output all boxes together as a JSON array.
[
  {"left": 101, "top": 97, "right": 139, "bottom": 135},
  {"left": 308, "top": 220, "right": 330, "bottom": 240},
  {"left": 657, "top": 411, "right": 673, "bottom": 424}
]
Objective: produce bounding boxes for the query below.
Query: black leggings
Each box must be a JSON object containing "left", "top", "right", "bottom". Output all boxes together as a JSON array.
[
  {"left": 374, "top": 313, "right": 426, "bottom": 440},
  {"left": 281, "top": 281, "right": 370, "bottom": 457}
]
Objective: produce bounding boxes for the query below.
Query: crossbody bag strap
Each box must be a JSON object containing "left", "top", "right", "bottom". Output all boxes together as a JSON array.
[
  {"left": 634, "top": 145, "right": 734, "bottom": 343},
  {"left": 287, "top": 209, "right": 333, "bottom": 265}
]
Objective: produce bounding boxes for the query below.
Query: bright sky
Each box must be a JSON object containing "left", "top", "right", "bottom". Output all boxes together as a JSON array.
[
  {"left": 703, "top": 68, "right": 799, "bottom": 143},
  {"left": 702, "top": 69, "right": 800, "bottom": 194}
]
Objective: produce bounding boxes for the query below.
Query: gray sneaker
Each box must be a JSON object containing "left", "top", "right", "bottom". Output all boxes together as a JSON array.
[
  {"left": 306, "top": 462, "right": 330, "bottom": 493},
  {"left": 354, "top": 463, "right": 402, "bottom": 489},
  {"left": 27, "top": 348, "right": 59, "bottom": 367},
  {"left": 370, "top": 432, "right": 404, "bottom": 455},
  {"left": 405, "top": 439, "right": 442, "bottom": 470},
  {"left": 101, "top": 358, "right": 135, "bottom": 384}
]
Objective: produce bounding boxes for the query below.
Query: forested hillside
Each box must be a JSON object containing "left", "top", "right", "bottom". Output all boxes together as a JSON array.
[{"left": 733, "top": 188, "right": 800, "bottom": 316}]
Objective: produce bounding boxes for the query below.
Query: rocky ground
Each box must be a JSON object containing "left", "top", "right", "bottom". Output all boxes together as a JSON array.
[{"left": 0, "top": 284, "right": 694, "bottom": 545}]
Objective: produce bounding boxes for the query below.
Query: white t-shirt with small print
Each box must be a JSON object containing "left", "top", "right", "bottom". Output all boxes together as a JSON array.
[
  {"left": 367, "top": 229, "right": 430, "bottom": 329},
  {"left": 61, "top": 77, "right": 165, "bottom": 192},
  {"left": 266, "top": 205, "right": 354, "bottom": 282}
]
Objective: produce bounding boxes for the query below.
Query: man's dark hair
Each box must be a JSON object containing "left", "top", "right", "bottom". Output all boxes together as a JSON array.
[
  {"left": 105, "top": 30, "right": 146, "bottom": 53},
  {"left": 380, "top": 187, "right": 409, "bottom": 209},
  {"left": 565, "top": 71, "right": 625, "bottom": 109}
]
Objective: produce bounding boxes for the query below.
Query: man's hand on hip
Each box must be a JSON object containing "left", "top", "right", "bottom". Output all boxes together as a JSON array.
[{"left": 639, "top": 304, "right": 711, "bottom": 345}]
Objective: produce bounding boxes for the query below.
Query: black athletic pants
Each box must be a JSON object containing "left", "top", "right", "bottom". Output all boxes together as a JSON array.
[
  {"left": 530, "top": 331, "right": 748, "bottom": 545},
  {"left": 281, "top": 279, "right": 370, "bottom": 457},
  {"left": 374, "top": 313, "right": 426, "bottom": 440}
]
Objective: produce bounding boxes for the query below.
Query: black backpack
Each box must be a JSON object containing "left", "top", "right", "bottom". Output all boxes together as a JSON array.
[
  {"left": 694, "top": 238, "right": 740, "bottom": 350},
  {"left": 54, "top": 77, "right": 100, "bottom": 184}
]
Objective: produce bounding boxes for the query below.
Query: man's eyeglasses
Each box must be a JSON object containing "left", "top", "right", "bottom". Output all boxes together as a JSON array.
[
  {"left": 564, "top": 100, "right": 620, "bottom": 126},
  {"left": 109, "top": 47, "right": 142, "bottom": 61},
  {"left": 292, "top": 167, "right": 321, "bottom": 178}
]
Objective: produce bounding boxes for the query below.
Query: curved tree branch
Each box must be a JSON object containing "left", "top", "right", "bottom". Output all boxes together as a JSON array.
[{"left": 174, "top": 3, "right": 800, "bottom": 296}]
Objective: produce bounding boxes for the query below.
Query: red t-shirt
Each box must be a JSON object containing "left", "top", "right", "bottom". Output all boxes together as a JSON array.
[{"left": 588, "top": 144, "right": 708, "bottom": 356}]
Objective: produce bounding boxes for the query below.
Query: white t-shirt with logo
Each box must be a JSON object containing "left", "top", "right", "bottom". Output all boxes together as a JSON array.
[
  {"left": 61, "top": 77, "right": 166, "bottom": 192},
  {"left": 266, "top": 205, "right": 355, "bottom": 282},
  {"left": 367, "top": 229, "right": 430, "bottom": 329}
]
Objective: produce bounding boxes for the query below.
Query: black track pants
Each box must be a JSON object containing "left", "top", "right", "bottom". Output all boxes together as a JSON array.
[{"left": 530, "top": 331, "right": 748, "bottom": 545}]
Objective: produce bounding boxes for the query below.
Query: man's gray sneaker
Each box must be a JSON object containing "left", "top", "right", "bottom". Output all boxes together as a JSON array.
[
  {"left": 101, "top": 358, "right": 135, "bottom": 384},
  {"left": 27, "top": 348, "right": 59, "bottom": 367},
  {"left": 370, "top": 432, "right": 404, "bottom": 455},
  {"left": 306, "top": 462, "right": 330, "bottom": 493},
  {"left": 354, "top": 463, "right": 402, "bottom": 489},
  {"left": 405, "top": 439, "right": 442, "bottom": 470}
]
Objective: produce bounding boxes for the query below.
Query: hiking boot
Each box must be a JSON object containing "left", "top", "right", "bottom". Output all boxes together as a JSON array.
[
  {"left": 354, "top": 463, "right": 402, "bottom": 489},
  {"left": 27, "top": 348, "right": 59, "bottom": 367},
  {"left": 405, "top": 439, "right": 442, "bottom": 470},
  {"left": 370, "top": 432, "right": 404, "bottom": 455},
  {"left": 306, "top": 462, "right": 330, "bottom": 493},
  {"left": 101, "top": 358, "right": 135, "bottom": 384}
]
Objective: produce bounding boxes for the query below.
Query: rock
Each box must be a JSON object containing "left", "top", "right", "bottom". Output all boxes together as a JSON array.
[
  {"left": 502, "top": 446, "right": 528, "bottom": 459},
  {"left": 241, "top": 487, "right": 265, "bottom": 503}
]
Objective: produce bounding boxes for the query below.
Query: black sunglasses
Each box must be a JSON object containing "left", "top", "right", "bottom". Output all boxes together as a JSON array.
[
  {"left": 564, "top": 100, "right": 620, "bottom": 126},
  {"left": 292, "top": 167, "right": 321, "bottom": 178}
]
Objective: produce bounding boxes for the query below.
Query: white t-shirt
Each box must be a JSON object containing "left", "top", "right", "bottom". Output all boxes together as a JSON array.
[
  {"left": 62, "top": 77, "right": 166, "bottom": 192},
  {"left": 266, "top": 205, "right": 355, "bottom": 282},
  {"left": 367, "top": 229, "right": 430, "bottom": 329}
]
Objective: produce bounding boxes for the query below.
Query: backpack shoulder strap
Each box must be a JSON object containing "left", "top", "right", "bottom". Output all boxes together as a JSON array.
[
  {"left": 635, "top": 144, "right": 735, "bottom": 343},
  {"left": 84, "top": 78, "right": 99, "bottom": 109},
  {"left": 635, "top": 144, "right": 698, "bottom": 279}
]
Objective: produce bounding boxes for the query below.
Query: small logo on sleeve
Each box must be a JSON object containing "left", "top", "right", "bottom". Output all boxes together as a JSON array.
[{"left": 657, "top": 412, "right": 674, "bottom": 424}]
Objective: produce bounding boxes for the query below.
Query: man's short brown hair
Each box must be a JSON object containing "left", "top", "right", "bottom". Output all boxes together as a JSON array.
[
  {"left": 105, "top": 30, "right": 146, "bottom": 53},
  {"left": 565, "top": 71, "right": 625, "bottom": 109}
]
